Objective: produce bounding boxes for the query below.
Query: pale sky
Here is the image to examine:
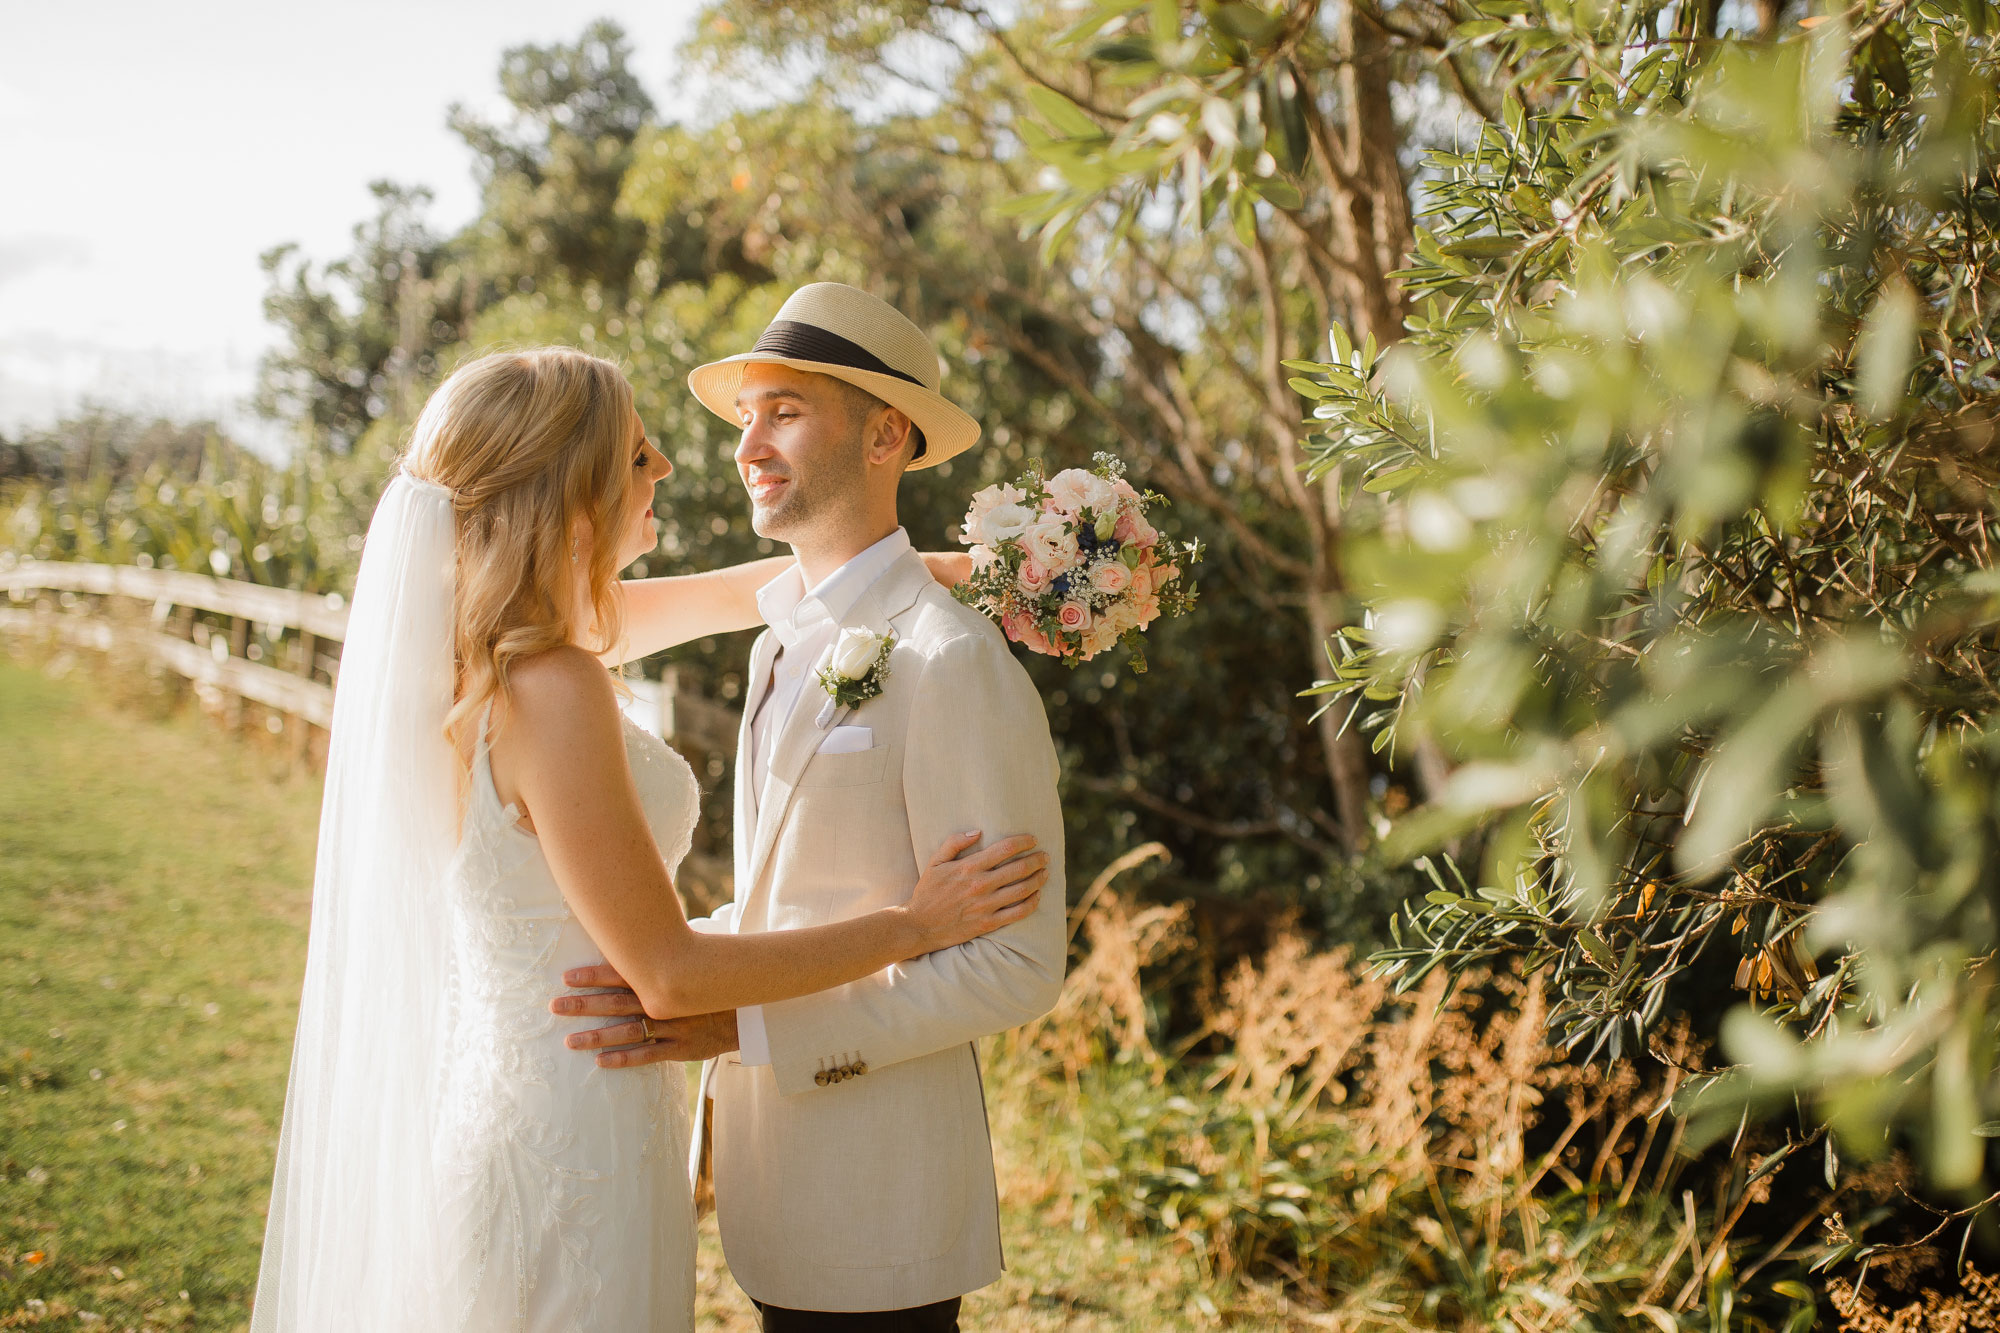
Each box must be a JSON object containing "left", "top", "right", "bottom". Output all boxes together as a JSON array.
[{"left": 0, "top": 1, "right": 707, "bottom": 453}]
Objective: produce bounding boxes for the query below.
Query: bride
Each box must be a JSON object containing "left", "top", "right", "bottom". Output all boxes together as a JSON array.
[{"left": 250, "top": 347, "right": 1047, "bottom": 1332}]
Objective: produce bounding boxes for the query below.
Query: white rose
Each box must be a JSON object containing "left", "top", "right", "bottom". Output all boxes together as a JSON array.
[
  {"left": 1023, "top": 520, "right": 1080, "bottom": 571},
  {"left": 827, "top": 626, "right": 885, "bottom": 680},
  {"left": 962, "top": 482, "right": 1027, "bottom": 544},
  {"left": 973, "top": 501, "right": 1036, "bottom": 546}
]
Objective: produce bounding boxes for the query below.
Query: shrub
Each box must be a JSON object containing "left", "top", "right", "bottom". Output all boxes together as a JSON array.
[
  {"left": 1291, "top": 0, "right": 2000, "bottom": 1209},
  {"left": 995, "top": 871, "right": 1824, "bottom": 1328}
]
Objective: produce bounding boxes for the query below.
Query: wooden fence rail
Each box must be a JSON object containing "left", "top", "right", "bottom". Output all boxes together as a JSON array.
[
  {"left": 4, "top": 560, "right": 348, "bottom": 728},
  {"left": 0, "top": 559, "right": 740, "bottom": 752},
  {"left": 2, "top": 560, "right": 352, "bottom": 639}
]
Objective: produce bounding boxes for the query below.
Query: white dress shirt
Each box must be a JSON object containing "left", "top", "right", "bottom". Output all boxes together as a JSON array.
[{"left": 736, "top": 527, "right": 913, "bottom": 1065}]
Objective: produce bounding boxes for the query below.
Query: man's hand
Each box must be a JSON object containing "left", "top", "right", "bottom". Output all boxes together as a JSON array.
[{"left": 552, "top": 964, "right": 740, "bottom": 1068}]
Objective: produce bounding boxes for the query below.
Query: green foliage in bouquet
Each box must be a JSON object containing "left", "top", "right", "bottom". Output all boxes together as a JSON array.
[{"left": 1289, "top": 0, "right": 2000, "bottom": 1211}]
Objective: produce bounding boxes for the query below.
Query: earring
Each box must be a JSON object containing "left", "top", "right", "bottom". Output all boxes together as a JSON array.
[{"left": 571, "top": 538, "right": 579, "bottom": 565}]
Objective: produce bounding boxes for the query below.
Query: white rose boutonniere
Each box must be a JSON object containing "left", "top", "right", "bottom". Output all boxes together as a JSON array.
[{"left": 816, "top": 626, "right": 896, "bottom": 710}]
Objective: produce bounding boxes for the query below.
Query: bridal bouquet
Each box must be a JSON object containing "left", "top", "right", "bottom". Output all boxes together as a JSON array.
[{"left": 954, "top": 454, "right": 1200, "bottom": 673}]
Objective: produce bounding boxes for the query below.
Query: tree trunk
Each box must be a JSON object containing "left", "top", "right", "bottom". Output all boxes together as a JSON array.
[
  {"left": 1330, "top": 1, "right": 1418, "bottom": 351},
  {"left": 1293, "top": 0, "right": 1422, "bottom": 851},
  {"left": 1307, "top": 587, "right": 1375, "bottom": 850}
]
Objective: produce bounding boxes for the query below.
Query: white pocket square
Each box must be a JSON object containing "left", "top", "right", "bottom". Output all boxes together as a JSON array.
[{"left": 818, "top": 725, "right": 875, "bottom": 755}]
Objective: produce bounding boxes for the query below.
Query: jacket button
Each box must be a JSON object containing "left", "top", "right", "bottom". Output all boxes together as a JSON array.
[
  {"left": 853, "top": 1061, "right": 868, "bottom": 1076},
  {"left": 814, "top": 1071, "right": 830, "bottom": 1087}
]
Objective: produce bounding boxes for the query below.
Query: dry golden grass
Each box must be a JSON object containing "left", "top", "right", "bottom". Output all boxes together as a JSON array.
[
  {"left": 1828, "top": 1266, "right": 2000, "bottom": 1331},
  {"left": 988, "top": 864, "right": 1820, "bottom": 1330}
]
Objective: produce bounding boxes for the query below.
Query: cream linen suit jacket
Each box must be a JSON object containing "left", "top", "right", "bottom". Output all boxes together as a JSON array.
[{"left": 690, "top": 548, "right": 1066, "bottom": 1313}]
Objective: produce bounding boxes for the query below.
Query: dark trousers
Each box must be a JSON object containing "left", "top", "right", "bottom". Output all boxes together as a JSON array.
[{"left": 753, "top": 1296, "right": 961, "bottom": 1332}]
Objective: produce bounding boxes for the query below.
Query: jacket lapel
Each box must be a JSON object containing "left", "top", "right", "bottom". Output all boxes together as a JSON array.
[
  {"left": 737, "top": 552, "right": 935, "bottom": 923},
  {"left": 731, "top": 628, "right": 781, "bottom": 904}
]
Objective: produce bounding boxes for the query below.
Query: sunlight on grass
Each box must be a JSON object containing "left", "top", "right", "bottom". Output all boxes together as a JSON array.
[{"left": 0, "top": 656, "right": 320, "bottom": 1328}]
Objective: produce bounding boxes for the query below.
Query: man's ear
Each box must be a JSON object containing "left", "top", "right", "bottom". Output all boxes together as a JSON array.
[{"left": 865, "top": 406, "right": 917, "bottom": 467}]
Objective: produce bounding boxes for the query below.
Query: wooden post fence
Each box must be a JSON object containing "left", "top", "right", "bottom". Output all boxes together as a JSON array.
[
  {"left": 2, "top": 560, "right": 350, "bottom": 727},
  {"left": 0, "top": 558, "right": 740, "bottom": 750}
]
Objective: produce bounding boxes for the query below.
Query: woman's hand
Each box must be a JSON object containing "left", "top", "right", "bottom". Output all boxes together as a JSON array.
[
  {"left": 921, "top": 551, "right": 974, "bottom": 589},
  {"left": 904, "top": 831, "right": 1048, "bottom": 953}
]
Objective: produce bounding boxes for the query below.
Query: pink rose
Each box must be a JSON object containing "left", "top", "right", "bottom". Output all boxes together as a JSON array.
[
  {"left": 1112, "top": 478, "right": 1141, "bottom": 503},
  {"left": 1129, "top": 562, "right": 1154, "bottom": 596},
  {"left": 1133, "top": 591, "right": 1162, "bottom": 627},
  {"left": 1017, "top": 558, "right": 1051, "bottom": 593},
  {"left": 1002, "top": 611, "right": 1046, "bottom": 654},
  {"left": 1081, "top": 623, "right": 1120, "bottom": 658},
  {"left": 1089, "top": 560, "right": 1131, "bottom": 595},
  {"left": 1114, "top": 511, "right": 1157, "bottom": 546},
  {"left": 1154, "top": 562, "right": 1181, "bottom": 585},
  {"left": 1057, "top": 600, "right": 1091, "bottom": 632}
]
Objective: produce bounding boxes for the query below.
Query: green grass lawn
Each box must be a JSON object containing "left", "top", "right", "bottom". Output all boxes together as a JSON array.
[
  {"left": 0, "top": 654, "right": 1246, "bottom": 1332},
  {"left": 0, "top": 658, "right": 321, "bottom": 1329}
]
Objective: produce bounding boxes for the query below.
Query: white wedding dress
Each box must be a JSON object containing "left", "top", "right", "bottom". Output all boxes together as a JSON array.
[{"left": 432, "top": 702, "right": 699, "bottom": 1332}]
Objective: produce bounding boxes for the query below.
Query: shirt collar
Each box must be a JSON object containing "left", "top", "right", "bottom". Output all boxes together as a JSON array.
[{"left": 756, "top": 527, "right": 913, "bottom": 647}]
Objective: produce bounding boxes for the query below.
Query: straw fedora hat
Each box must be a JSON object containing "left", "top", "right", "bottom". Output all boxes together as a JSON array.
[{"left": 688, "top": 282, "right": 981, "bottom": 470}]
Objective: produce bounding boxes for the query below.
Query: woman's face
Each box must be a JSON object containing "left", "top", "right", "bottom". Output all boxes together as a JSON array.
[{"left": 614, "top": 408, "right": 674, "bottom": 569}]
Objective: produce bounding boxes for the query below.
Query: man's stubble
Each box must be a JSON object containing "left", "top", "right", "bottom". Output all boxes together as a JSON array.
[{"left": 747, "top": 409, "right": 872, "bottom": 552}]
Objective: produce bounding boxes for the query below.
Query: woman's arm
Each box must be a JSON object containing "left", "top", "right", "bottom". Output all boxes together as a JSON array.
[
  {"left": 493, "top": 648, "right": 1047, "bottom": 1018},
  {"left": 601, "top": 557, "right": 792, "bottom": 666},
  {"left": 603, "top": 552, "right": 972, "bottom": 666},
  {"left": 919, "top": 550, "right": 972, "bottom": 589}
]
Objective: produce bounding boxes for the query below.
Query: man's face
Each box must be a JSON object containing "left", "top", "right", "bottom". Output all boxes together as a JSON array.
[{"left": 731, "top": 363, "right": 869, "bottom": 542}]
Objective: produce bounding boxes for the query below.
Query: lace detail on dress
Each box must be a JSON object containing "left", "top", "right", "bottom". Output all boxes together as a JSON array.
[{"left": 434, "top": 700, "right": 700, "bottom": 1332}]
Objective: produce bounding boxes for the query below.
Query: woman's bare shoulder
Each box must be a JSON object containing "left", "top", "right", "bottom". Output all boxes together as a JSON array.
[{"left": 503, "top": 646, "right": 620, "bottom": 736}]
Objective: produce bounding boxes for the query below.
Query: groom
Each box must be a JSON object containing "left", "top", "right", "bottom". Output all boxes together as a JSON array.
[{"left": 554, "top": 282, "right": 1067, "bottom": 1330}]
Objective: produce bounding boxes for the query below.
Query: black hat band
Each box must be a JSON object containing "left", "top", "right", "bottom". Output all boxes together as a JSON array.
[
  {"left": 752, "top": 321, "right": 927, "bottom": 389},
  {"left": 751, "top": 320, "right": 930, "bottom": 458}
]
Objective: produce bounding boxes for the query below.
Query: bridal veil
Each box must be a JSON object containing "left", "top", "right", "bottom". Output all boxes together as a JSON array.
[{"left": 251, "top": 470, "right": 459, "bottom": 1330}]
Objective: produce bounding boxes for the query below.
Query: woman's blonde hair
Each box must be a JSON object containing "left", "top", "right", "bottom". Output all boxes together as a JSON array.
[{"left": 400, "top": 347, "right": 635, "bottom": 759}]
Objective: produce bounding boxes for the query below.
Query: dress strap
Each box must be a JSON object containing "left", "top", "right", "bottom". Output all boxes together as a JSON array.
[{"left": 469, "top": 699, "right": 501, "bottom": 803}]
